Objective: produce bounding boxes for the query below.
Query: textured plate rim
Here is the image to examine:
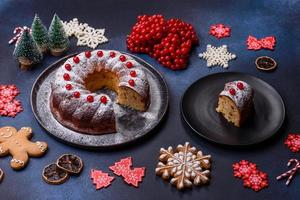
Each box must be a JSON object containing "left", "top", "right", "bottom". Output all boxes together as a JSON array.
[
  {"left": 180, "top": 71, "right": 286, "bottom": 146},
  {"left": 30, "top": 51, "right": 169, "bottom": 149}
]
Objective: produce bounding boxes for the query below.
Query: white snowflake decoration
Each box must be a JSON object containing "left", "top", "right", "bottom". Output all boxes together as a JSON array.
[
  {"left": 199, "top": 44, "right": 236, "bottom": 68},
  {"left": 155, "top": 142, "right": 211, "bottom": 190},
  {"left": 62, "top": 18, "right": 86, "bottom": 37},
  {"left": 62, "top": 18, "right": 108, "bottom": 49},
  {"left": 77, "top": 27, "right": 108, "bottom": 49}
]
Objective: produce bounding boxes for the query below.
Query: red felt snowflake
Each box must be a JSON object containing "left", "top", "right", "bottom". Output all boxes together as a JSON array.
[
  {"left": 209, "top": 24, "right": 231, "bottom": 39},
  {"left": 285, "top": 134, "right": 300, "bottom": 153},
  {"left": 233, "top": 160, "right": 257, "bottom": 178},
  {"left": 123, "top": 167, "right": 145, "bottom": 187},
  {"left": 90, "top": 169, "right": 115, "bottom": 190},
  {"left": 243, "top": 171, "right": 268, "bottom": 192},
  {"left": 109, "top": 157, "right": 132, "bottom": 176},
  {"left": 0, "top": 99, "right": 23, "bottom": 117},
  {"left": 0, "top": 84, "right": 20, "bottom": 103}
]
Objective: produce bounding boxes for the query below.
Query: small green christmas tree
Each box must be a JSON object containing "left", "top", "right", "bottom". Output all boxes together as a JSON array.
[
  {"left": 13, "top": 29, "right": 43, "bottom": 70},
  {"left": 31, "top": 14, "right": 49, "bottom": 53},
  {"left": 48, "top": 14, "right": 69, "bottom": 56}
]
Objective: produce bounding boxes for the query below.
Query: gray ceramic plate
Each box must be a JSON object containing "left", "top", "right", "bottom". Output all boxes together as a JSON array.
[{"left": 31, "top": 52, "right": 168, "bottom": 149}]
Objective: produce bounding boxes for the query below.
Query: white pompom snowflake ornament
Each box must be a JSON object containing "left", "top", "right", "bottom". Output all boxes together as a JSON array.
[
  {"left": 62, "top": 18, "right": 88, "bottom": 37},
  {"left": 76, "top": 27, "right": 109, "bottom": 49},
  {"left": 62, "top": 18, "right": 109, "bottom": 49},
  {"left": 199, "top": 44, "right": 236, "bottom": 68}
]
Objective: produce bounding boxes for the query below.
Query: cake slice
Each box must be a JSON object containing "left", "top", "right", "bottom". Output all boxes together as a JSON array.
[{"left": 216, "top": 80, "right": 254, "bottom": 127}]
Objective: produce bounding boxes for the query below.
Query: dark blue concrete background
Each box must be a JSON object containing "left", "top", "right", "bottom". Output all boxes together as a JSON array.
[{"left": 0, "top": 0, "right": 300, "bottom": 199}]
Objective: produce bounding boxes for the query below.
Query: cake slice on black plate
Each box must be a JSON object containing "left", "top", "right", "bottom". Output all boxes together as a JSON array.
[{"left": 216, "top": 80, "right": 254, "bottom": 127}]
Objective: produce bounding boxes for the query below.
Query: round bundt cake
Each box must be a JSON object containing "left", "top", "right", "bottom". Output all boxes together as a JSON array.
[{"left": 50, "top": 50, "right": 150, "bottom": 135}]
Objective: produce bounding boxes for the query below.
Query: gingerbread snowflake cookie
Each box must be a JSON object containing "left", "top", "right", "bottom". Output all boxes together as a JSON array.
[
  {"left": 199, "top": 44, "right": 236, "bottom": 68},
  {"left": 0, "top": 126, "right": 47, "bottom": 170},
  {"left": 155, "top": 142, "right": 211, "bottom": 190}
]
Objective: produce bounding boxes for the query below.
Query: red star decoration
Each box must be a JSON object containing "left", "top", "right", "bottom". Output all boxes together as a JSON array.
[
  {"left": 285, "top": 134, "right": 300, "bottom": 153},
  {"left": 209, "top": 24, "right": 231, "bottom": 39},
  {"left": 90, "top": 169, "right": 115, "bottom": 190},
  {"left": 233, "top": 160, "right": 257, "bottom": 178},
  {"left": 243, "top": 171, "right": 268, "bottom": 192}
]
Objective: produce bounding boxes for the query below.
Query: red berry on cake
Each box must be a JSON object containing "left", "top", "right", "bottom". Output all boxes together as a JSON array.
[
  {"left": 65, "top": 64, "right": 72, "bottom": 71},
  {"left": 126, "top": 61, "right": 133, "bottom": 68},
  {"left": 73, "top": 56, "right": 80, "bottom": 64},
  {"left": 110, "top": 52, "right": 116, "bottom": 58},
  {"left": 119, "top": 55, "right": 126, "bottom": 62},
  {"left": 97, "top": 50, "right": 103, "bottom": 57},
  {"left": 128, "top": 79, "right": 135, "bottom": 86},
  {"left": 63, "top": 73, "right": 70, "bottom": 81},
  {"left": 100, "top": 96, "right": 108, "bottom": 104},
  {"left": 229, "top": 88, "right": 236, "bottom": 95},
  {"left": 85, "top": 51, "right": 91, "bottom": 58},
  {"left": 130, "top": 70, "right": 137, "bottom": 77},
  {"left": 65, "top": 84, "right": 72, "bottom": 90},
  {"left": 87, "top": 95, "right": 94, "bottom": 103},
  {"left": 73, "top": 91, "right": 80, "bottom": 98},
  {"left": 237, "top": 82, "right": 244, "bottom": 90}
]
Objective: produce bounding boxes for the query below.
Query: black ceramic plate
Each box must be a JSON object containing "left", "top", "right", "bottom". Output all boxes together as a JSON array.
[
  {"left": 181, "top": 72, "right": 285, "bottom": 146},
  {"left": 31, "top": 52, "right": 168, "bottom": 149}
]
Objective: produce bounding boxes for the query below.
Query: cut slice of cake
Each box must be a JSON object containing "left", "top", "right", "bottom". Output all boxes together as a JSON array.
[{"left": 216, "top": 80, "right": 254, "bottom": 127}]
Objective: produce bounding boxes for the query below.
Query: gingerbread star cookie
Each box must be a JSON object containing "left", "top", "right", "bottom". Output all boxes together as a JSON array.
[{"left": 0, "top": 126, "right": 48, "bottom": 170}]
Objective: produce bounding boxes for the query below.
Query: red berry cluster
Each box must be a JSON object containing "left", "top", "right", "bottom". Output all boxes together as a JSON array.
[
  {"left": 127, "top": 14, "right": 199, "bottom": 70},
  {"left": 232, "top": 160, "right": 268, "bottom": 192}
]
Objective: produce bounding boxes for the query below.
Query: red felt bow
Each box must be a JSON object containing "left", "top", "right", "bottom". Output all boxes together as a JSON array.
[{"left": 247, "top": 35, "right": 276, "bottom": 50}]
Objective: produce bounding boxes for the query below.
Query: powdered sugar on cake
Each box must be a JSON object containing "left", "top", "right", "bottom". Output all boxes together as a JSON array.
[
  {"left": 219, "top": 80, "right": 253, "bottom": 109},
  {"left": 50, "top": 49, "right": 150, "bottom": 134}
]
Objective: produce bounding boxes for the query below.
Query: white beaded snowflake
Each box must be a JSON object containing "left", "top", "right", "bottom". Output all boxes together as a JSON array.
[
  {"left": 62, "top": 18, "right": 88, "bottom": 37},
  {"left": 199, "top": 44, "right": 236, "bottom": 68},
  {"left": 77, "top": 27, "right": 108, "bottom": 49},
  {"left": 62, "top": 18, "right": 108, "bottom": 49}
]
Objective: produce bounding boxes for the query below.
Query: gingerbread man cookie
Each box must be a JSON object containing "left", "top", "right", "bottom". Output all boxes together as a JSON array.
[{"left": 0, "top": 126, "right": 48, "bottom": 170}]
